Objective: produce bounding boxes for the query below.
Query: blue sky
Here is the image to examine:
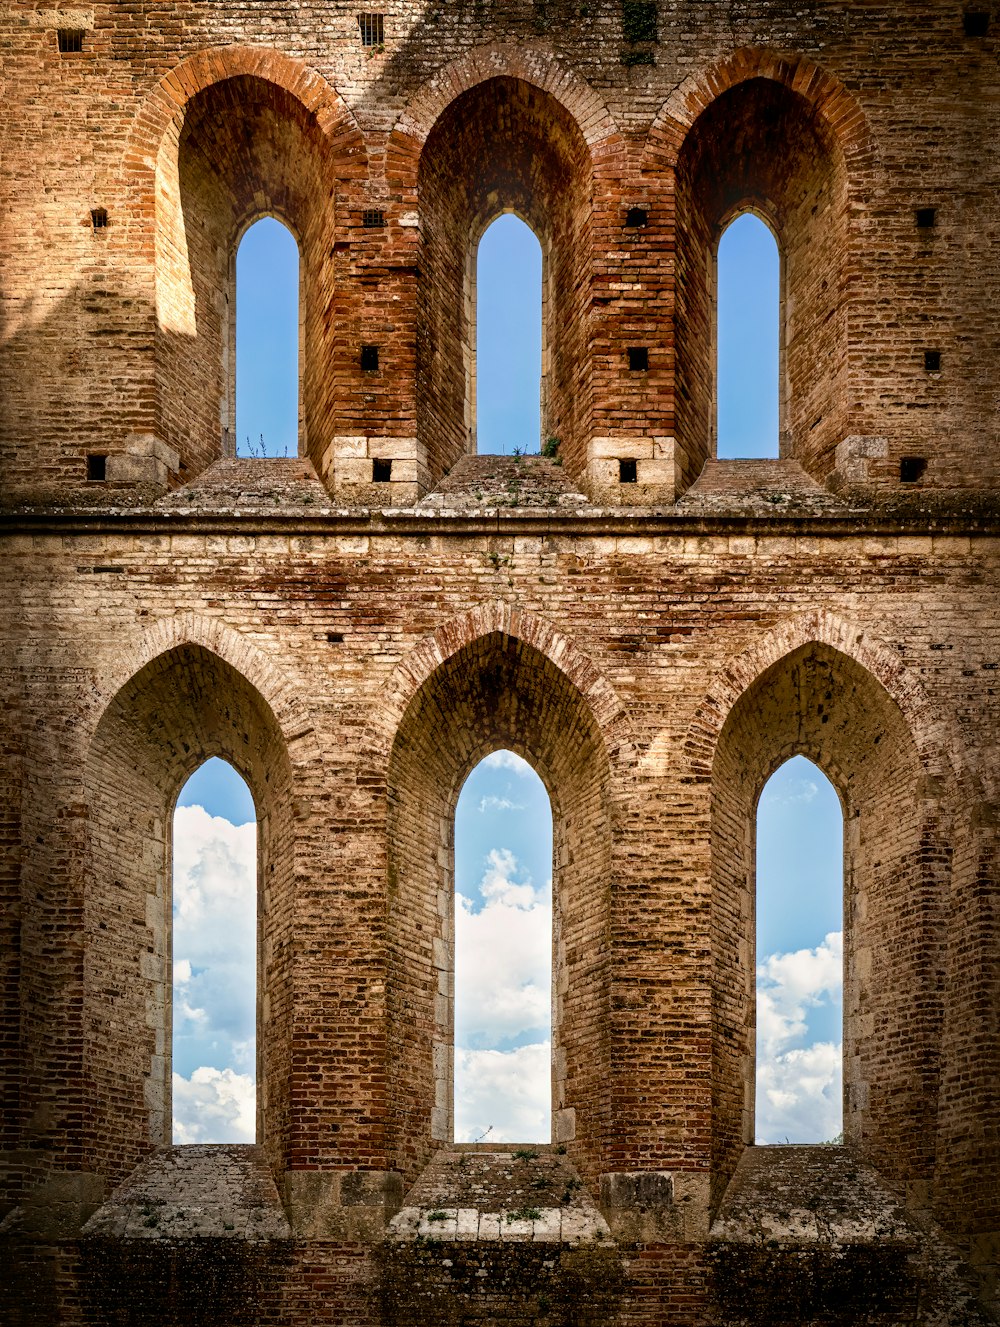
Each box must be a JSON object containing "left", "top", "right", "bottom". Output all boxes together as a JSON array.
[{"left": 176, "top": 212, "right": 842, "bottom": 1146}]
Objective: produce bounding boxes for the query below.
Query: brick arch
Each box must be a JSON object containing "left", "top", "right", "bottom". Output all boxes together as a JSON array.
[
  {"left": 124, "top": 44, "right": 366, "bottom": 187},
  {"left": 642, "top": 46, "right": 877, "bottom": 174},
  {"left": 83, "top": 625, "right": 314, "bottom": 1188},
  {"left": 684, "top": 607, "right": 947, "bottom": 780},
  {"left": 381, "top": 599, "right": 630, "bottom": 755},
  {"left": 85, "top": 611, "right": 321, "bottom": 772},
  {"left": 387, "top": 42, "right": 626, "bottom": 187},
  {"left": 694, "top": 613, "right": 951, "bottom": 1217},
  {"left": 384, "top": 603, "right": 624, "bottom": 1186}
]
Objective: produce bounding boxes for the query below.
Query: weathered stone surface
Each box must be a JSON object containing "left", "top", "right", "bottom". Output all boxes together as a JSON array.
[{"left": 1, "top": 2, "right": 999, "bottom": 1323}]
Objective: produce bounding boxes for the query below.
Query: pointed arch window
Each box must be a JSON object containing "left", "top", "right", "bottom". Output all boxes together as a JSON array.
[
  {"left": 755, "top": 755, "right": 843, "bottom": 1143},
  {"left": 472, "top": 215, "right": 544, "bottom": 455},
  {"left": 233, "top": 216, "right": 301, "bottom": 457},
  {"left": 716, "top": 211, "right": 782, "bottom": 459},
  {"left": 453, "top": 750, "right": 552, "bottom": 1142},
  {"left": 172, "top": 757, "right": 257, "bottom": 1144}
]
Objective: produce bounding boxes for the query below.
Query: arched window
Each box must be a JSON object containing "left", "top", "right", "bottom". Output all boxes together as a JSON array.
[
  {"left": 755, "top": 755, "right": 843, "bottom": 1143},
  {"left": 474, "top": 214, "right": 544, "bottom": 455},
  {"left": 454, "top": 749, "right": 552, "bottom": 1142},
  {"left": 716, "top": 212, "right": 781, "bottom": 459},
  {"left": 234, "top": 216, "right": 300, "bottom": 458},
  {"left": 172, "top": 757, "right": 257, "bottom": 1143}
]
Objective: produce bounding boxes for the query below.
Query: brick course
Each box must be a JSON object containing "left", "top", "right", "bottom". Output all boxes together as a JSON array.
[{"left": 1, "top": 2, "right": 999, "bottom": 1323}]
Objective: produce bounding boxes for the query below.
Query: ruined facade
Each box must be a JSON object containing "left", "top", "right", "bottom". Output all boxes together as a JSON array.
[{"left": 1, "top": 2, "right": 999, "bottom": 1323}]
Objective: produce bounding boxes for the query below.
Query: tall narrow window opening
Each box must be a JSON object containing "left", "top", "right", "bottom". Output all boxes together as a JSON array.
[
  {"left": 235, "top": 217, "right": 300, "bottom": 457},
  {"left": 717, "top": 212, "right": 781, "bottom": 459},
  {"left": 172, "top": 758, "right": 257, "bottom": 1144},
  {"left": 454, "top": 750, "right": 552, "bottom": 1142},
  {"left": 474, "top": 215, "right": 543, "bottom": 455},
  {"left": 755, "top": 755, "right": 843, "bottom": 1143}
]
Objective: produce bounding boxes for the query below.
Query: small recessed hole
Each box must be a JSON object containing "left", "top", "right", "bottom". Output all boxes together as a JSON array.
[
  {"left": 900, "top": 457, "right": 927, "bottom": 483},
  {"left": 57, "top": 28, "right": 84, "bottom": 52},
  {"left": 963, "top": 10, "right": 990, "bottom": 35},
  {"left": 362, "top": 209, "right": 386, "bottom": 228},
  {"left": 625, "top": 207, "right": 648, "bottom": 228},
  {"left": 360, "top": 344, "right": 380, "bottom": 371},
  {"left": 373, "top": 458, "right": 392, "bottom": 482},
  {"left": 628, "top": 347, "right": 649, "bottom": 371},
  {"left": 915, "top": 207, "right": 936, "bottom": 228},
  {"left": 87, "top": 454, "right": 107, "bottom": 481},
  {"left": 358, "top": 12, "right": 385, "bottom": 44},
  {"left": 924, "top": 349, "right": 942, "bottom": 372},
  {"left": 326, "top": 632, "right": 345, "bottom": 644},
  {"left": 90, "top": 207, "right": 108, "bottom": 230},
  {"left": 619, "top": 458, "right": 638, "bottom": 483}
]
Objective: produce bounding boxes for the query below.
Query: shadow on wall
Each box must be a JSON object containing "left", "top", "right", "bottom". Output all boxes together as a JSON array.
[{"left": 0, "top": 272, "right": 166, "bottom": 503}]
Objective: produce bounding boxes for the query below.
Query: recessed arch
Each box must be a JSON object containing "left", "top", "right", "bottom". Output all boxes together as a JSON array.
[
  {"left": 707, "top": 639, "right": 947, "bottom": 1214},
  {"left": 414, "top": 76, "right": 596, "bottom": 485},
  {"left": 386, "top": 630, "right": 613, "bottom": 1186},
  {"left": 146, "top": 52, "right": 364, "bottom": 484},
  {"left": 387, "top": 41, "right": 624, "bottom": 184},
  {"left": 642, "top": 46, "right": 877, "bottom": 175},
  {"left": 84, "top": 642, "right": 298, "bottom": 1188}
]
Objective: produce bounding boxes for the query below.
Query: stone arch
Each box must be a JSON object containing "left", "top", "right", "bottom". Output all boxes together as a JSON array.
[
  {"left": 686, "top": 608, "right": 947, "bottom": 779},
  {"left": 404, "top": 65, "right": 615, "bottom": 485},
  {"left": 386, "top": 42, "right": 625, "bottom": 188},
  {"left": 384, "top": 609, "right": 622, "bottom": 1186},
  {"left": 382, "top": 600, "right": 629, "bottom": 748},
  {"left": 88, "top": 611, "right": 321, "bottom": 768},
  {"left": 690, "top": 617, "right": 950, "bottom": 1214},
  {"left": 654, "top": 51, "right": 877, "bottom": 489},
  {"left": 124, "top": 45, "right": 366, "bottom": 188},
  {"left": 82, "top": 635, "right": 306, "bottom": 1188},
  {"left": 642, "top": 47, "right": 876, "bottom": 175},
  {"left": 137, "top": 48, "right": 365, "bottom": 484}
]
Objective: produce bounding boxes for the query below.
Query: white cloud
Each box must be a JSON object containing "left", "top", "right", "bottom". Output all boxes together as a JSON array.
[
  {"left": 455, "top": 849, "right": 551, "bottom": 1048},
  {"left": 757, "top": 931, "right": 842, "bottom": 1059},
  {"left": 481, "top": 750, "right": 534, "bottom": 778},
  {"left": 171, "top": 805, "right": 256, "bottom": 1121},
  {"left": 454, "top": 1043, "right": 550, "bottom": 1144},
  {"left": 756, "top": 1042, "right": 842, "bottom": 1144},
  {"left": 756, "top": 930, "right": 843, "bottom": 1142},
  {"left": 172, "top": 1066, "right": 256, "bottom": 1144},
  {"left": 478, "top": 795, "right": 524, "bottom": 813}
]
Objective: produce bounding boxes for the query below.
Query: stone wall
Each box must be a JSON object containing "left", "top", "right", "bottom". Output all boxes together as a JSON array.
[{"left": 1, "top": 1, "right": 999, "bottom": 1322}]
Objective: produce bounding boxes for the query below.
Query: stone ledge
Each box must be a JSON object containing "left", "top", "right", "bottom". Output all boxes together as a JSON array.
[{"left": 81, "top": 1145, "right": 290, "bottom": 1242}]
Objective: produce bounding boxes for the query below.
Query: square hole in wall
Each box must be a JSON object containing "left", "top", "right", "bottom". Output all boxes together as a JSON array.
[
  {"left": 373, "top": 458, "right": 392, "bottom": 482},
  {"left": 619, "top": 458, "right": 638, "bottom": 483},
  {"left": 625, "top": 207, "right": 649, "bottom": 228},
  {"left": 87, "top": 454, "right": 107, "bottom": 481},
  {"left": 963, "top": 10, "right": 990, "bottom": 35},
  {"left": 362, "top": 209, "right": 386, "bottom": 228},
  {"left": 90, "top": 207, "right": 108, "bottom": 230},
  {"left": 360, "top": 344, "right": 380, "bottom": 371},
  {"left": 358, "top": 12, "right": 385, "bottom": 45},
  {"left": 900, "top": 456, "right": 927, "bottom": 483},
  {"left": 915, "top": 207, "right": 937, "bottom": 228},
  {"left": 57, "top": 28, "right": 84, "bottom": 52},
  {"left": 628, "top": 347, "right": 649, "bottom": 371},
  {"left": 924, "top": 349, "right": 942, "bottom": 372}
]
